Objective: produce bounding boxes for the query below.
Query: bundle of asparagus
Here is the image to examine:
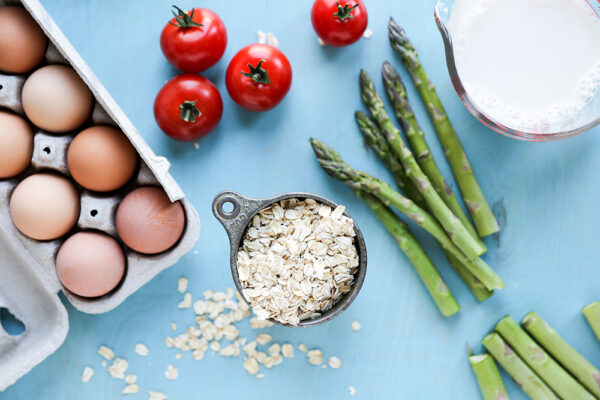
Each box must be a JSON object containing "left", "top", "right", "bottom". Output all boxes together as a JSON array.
[
  {"left": 475, "top": 312, "right": 600, "bottom": 399},
  {"left": 309, "top": 19, "right": 501, "bottom": 316}
]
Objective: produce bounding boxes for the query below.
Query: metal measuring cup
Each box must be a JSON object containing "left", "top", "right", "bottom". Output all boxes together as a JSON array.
[{"left": 212, "top": 191, "right": 367, "bottom": 327}]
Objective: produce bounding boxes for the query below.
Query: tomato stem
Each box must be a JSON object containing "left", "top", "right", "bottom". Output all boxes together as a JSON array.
[
  {"left": 179, "top": 100, "right": 201, "bottom": 123},
  {"left": 169, "top": 5, "right": 203, "bottom": 28},
  {"left": 333, "top": 2, "right": 358, "bottom": 21},
  {"left": 241, "top": 59, "right": 271, "bottom": 84}
]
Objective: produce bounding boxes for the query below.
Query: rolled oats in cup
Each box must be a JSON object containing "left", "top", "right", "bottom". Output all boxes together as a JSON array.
[{"left": 236, "top": 198, "right": 359, "bottom": 326}]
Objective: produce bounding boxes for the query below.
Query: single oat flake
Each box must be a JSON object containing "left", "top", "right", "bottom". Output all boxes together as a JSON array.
[
  {"left": 351, "top": 320, "right": 361, "bottom": 332},
  {"left": 98, "top": 345, "right": 115, "bottom": 360},
  {"left": 135, "top": 343, "right": 149, "bottom": 357},
  {"left": 237, "top": 199, "right": 358, "bottom": 326},
  {"left": 81, "top": 366, "right": 94, "bottom": 383}
]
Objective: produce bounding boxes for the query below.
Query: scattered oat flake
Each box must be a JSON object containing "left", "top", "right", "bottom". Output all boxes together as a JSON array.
[
  {"left": 175, "top": 353, "right": 182, "bottom": 360},
  {"left": 81, "top": 366, "right": 94, "bottom": 383},
  {"left": 165, "top": 364, "right": 178, "bottom": 380},
  {"left": 193, "top": 249, "right": 199, "bottom": 255},
  {"left": 98, "top": 345, "right": 115, "bottom": 360},
  {"left": 318, "top": 37, "right": 326, "bottom": 46},
  {"left": 298, "top": 343, "right": 307, "bottom": 352},
  {"left": 282, "top": 343, "right": 294, "bottom": 358},
  {"left": 349, "top": 386, "right": 357, "bottom": 396},
  {"left": 178, "top": 277, "right": 188, "bottom": 293},
  {"left": 210, "top": 341, "right": 221, "bottom": 352},
  {"left": 351, "top": 320, "right": 361, "bottom": 331},
  {"left": 307, "top": 349, "right": 323, "bottom": 365},
  {"left": 108, "top": 358, "right": 128, "bottom": 379},
  {"left": 135, "top": 343, "right": 149, "bottom": 356},
  {"left": 244, "top": 358, "right": 260, "bottom": 375},
  {"left": 122, "top": 384, "right": 140, "bottom": 394},
  {"left": 256, "top": 373, "right": 265, "bottom": 379},
  {"left": 171, "top": 322, "right": 177, "bottom": 331},
  {"left": 125, "top": 374, "right": 137, "bottom": 385},
  {"left": 328, "top": 356, "right": 342, "bottom": 369},
  {"left": 256, "top": 333, "right": 272, "bottom": 345},
  {"left": 149, "top": 391, "right": 167, "bottom": 400},
  {"left": 363, "top": 28, "right": 373, "bottom": 39},
  {"left": 178, "top": 293, "right": 192, "bottom": 309},
  {"left": 101, "top": 361, "right": 107, "bottom": 367},
  {"left": 249, "top": 317, "right": 274, "bottom": 329},
  {"left": 193, "top": 142, "right": 199, "bottom": 149}
]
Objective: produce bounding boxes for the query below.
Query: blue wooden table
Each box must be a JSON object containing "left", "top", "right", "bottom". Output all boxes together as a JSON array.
[{"left": 3, "top": 0, "right": 600, "bottom": 398}]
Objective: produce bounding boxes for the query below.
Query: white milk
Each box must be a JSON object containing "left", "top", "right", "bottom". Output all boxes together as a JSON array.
[{"left": 447, "top": 0, "right": 600, "bottom": 132}]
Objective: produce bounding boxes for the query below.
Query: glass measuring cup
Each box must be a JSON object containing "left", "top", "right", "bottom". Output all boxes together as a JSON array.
[{"left": 434, "top": 0, "right": 600, "bottom": 142}]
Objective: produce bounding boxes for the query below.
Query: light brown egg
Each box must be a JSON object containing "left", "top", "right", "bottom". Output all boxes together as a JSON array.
[
  {"left": 56, "top": 231, "right": 126, "bottom": 298},
  {"left": 0, "top": 6, "right": 48, "bottom": 74},
  {"left": 22, "top": 65, "right": 93, "bottom": 133},
  {"left": 116, "top": 186, "right": 185, "bottom": 254},
  {"left": 67, "top": 126, "right": 138, "bottom": 192},
  {"left": 10, "top": 173, "right": 80, "bottom": 240},
  {"left": 0, "top": 111, "right": 33, "bottom": 178}
]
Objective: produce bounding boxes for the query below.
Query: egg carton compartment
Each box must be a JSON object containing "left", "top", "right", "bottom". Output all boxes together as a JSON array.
[{"left": 0, "top": 0, "right": 201, "bottom": 391}]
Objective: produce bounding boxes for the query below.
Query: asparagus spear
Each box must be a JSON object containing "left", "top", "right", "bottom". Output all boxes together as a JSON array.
[
  {"left": 356, "top": 191, "right": 460, "bottom": 317},
  {"left": 310, "top": 138, "right": 504, "bottom": 291},
  {"left": 495, "top": 316, "right": 595, "bottom": 400},
  {"left": 381, "top": 61, "right": 485, "bottom": 252},
  {"left": 388, "top": 18, "right": 499, "bottom": 237},
  {"left": 359, "top": 70, "right": 485, "bottom": 260},
  {"left": 583, "top": 302, "right": 600, "bottom": 342},
  {"left": 355, "top": 111, "right": 493, "bottom": 302},
  {"left": 467, "top": 347, "right": 510, "bottom": 400},
  {"left": 482, "top": 333, "right": 559, "bottom": 400},
  {"left": 355, "top": 111, "right": 425, "bottom": 207},
  {"left": 522, "top": 312, "right": 600, "bottom": 397}
]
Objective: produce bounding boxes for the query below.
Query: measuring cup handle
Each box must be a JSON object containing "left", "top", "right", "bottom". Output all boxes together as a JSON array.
[{"left": 212, "top": 191, "right": 264, "bottom": 246}]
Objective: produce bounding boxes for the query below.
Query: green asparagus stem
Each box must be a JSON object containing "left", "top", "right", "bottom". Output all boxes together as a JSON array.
[
  {"left": 447, "top": 254, "right": 493, "bottom": 302},
  {"left": 495, "top": 316, "right": 595, "bottom": 400},
  {"left": 467, "top": 347, "right": 509, "bottom": 400},
  {"left": 482, "top": 333, "right": 559, "bottom": 400},
  {"left": 381, "top": 61, "right": 485, "bottom": 253},
  {"left": 356, "top": 191, "right": 460, "bottom": 317},
  {"left": 354, "top": 112, "right": 493, "bottom": 302},
  {"left": 310, "top": 138, "right": 504, "bottom": 291},
  {"left": 522, "top": 312, "right": 600, "bottom": 397},
  {"left": 388, "top": 18, "right": 499, "bottom": 237},
  {"left": 355, "top": 111, "right": 425, "bottom": 207},
  {"left": 583, "top": 302, "right": 600, "bottom": 342},
  {"left": 359, "top": 70, "right": 485, "bottom": 261}
]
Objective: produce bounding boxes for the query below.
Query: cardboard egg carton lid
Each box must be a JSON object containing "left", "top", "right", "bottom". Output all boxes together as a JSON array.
[{"left": 0, "top": 0, "right": 201, "bottom": 391}]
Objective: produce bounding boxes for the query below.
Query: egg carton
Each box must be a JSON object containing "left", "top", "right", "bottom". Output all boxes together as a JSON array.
[{"left": 0, "top": 0, "right": 201, "bottom": 391}]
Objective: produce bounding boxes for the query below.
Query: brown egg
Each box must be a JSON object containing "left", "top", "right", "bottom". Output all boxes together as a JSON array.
[
  {"left": 10, "top": 173, "right": 80, "bottom": 240},
  {"left": 67, "top": 126, "right": 138, "bottom": 192},
  {"left": 56, "top": 231, "right": 126, "bottom": 298},
  {"left": 0, "top": 7, "right": 47, "bottom": 74},
  {"left": 22, "top": 65, "right": 93, "bottom": 133},
  {"left": 0, "top": 111, "right": 33, "bottom": 178},
  {"left": 116, "top": 186, "right": 185, "bottom": 254}
]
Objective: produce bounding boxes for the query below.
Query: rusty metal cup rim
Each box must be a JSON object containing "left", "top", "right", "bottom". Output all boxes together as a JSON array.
[{"left": 212, "top": 190, "right": 367, "bottom": 328}]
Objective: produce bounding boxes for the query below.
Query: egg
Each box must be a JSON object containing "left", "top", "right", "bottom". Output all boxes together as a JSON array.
[
  {"left": 56, "top": 231, "right": 126, "bottom": 298},
  {"left": 67, "top": 125, "right": 138, "bottom": 192},
  {"left": 0, "top": 6, "right": 48, "bottom": 74},
  {"left": 0, "top": 111, "right": 33, "bottom": 178},
  {"left": 22, "top": 65, "right": 93, "bottom": 133},
  {"left": 116, "top": 186, "right": 185, "bottom": 254},
  {"left": 10, "top": 173, "right": 80, "bottom": 240}
]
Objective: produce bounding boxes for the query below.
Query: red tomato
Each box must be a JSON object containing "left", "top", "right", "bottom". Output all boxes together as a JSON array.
[
  {"left": 160, "top": 6, "right": 227, "bottom": 72},
  {"left": 311, "top": 0, "right": 368, "bottom": 47},
  {"left": 225, "top": 44, "right": 292, "bottom": 112},
  {"left": 154, "top": 74, "right": 223, "bottom": 141}
]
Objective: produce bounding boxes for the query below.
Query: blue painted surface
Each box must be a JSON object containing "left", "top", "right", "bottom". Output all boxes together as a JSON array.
[{"left": 3, "top": 0, "right": 600, "bottom": 399}]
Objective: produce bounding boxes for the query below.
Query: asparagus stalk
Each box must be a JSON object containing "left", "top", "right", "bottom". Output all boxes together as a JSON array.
[
  {"left": 467, "top": 347, "right": 510, "bottom": 400},
  {"left": 355, "top": 111, "right": 425, "bottom": 207},
  {"left": 388, "top": 18, "right": 499, "bottom": 237},
  {"left": 355, "top": 112, "right": 493, "bottom": 302},
  {"left": 583, "top": 302, "right": 600, "bottom": 342},
  {"left": 522, "top": 312, "right": 600, "bottom": 397},
  {"left": 356, "top": 191, "right": 460, "bottom": 317},
  {"left": 310, "top": 138, "right": 504, "bottom": 291},
  {"left": 359, "top": 70, "right": 485, "bottom": 260},
  {"left": 482, "top": 333, "right": 559, "bottom": 400},
  {"left": 381, "top": 61, "right": 485, "bottom": 252},
  {"left": 495, "top": 316, "right": 595, "bottom": 400}
]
